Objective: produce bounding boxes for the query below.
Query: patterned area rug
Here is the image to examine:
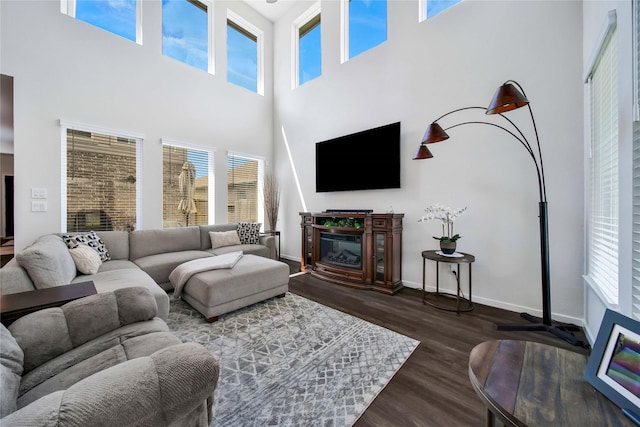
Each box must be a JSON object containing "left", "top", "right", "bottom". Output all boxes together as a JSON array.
[{"left": 167, "top": 292, "right": 419, "bottom": 427}]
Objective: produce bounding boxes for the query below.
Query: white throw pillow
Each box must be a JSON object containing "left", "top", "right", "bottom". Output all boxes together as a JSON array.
[
  {"left": 209, "top": 230, "right": 241, "bottom": 249},
  {"left": 68, "top": 244, "right": 102, "bottom": 275}
]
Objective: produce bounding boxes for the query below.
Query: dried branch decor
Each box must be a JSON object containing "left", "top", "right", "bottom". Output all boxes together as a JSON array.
[{"left": 263, "top": 171, "right": 281, "bottom": 231}]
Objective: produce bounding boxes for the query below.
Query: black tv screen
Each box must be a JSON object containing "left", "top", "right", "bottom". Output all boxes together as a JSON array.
[{"left": 315, "top": 122, "right": 401, "bottom": 192}]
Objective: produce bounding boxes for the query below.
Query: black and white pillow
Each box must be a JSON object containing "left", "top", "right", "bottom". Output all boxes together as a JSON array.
[
  {"left": 237, "top": 222, "right": 261, "bottom": 245},
  {"left": 62, "top": 231, "right": 110, "bottom": 262}
]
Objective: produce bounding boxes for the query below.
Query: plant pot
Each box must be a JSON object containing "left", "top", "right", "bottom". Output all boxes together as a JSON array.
[{"left": 440, "top": 241, "right": 456, "bottom": 255}]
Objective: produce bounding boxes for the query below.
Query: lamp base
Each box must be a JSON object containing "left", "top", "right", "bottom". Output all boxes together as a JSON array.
[{"left": 496, "top": 312, "right": 589, "bottom": 349}]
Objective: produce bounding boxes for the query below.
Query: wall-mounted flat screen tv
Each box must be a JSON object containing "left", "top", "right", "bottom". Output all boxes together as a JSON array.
[{"left": 315, "top": 122, "right": 401, "bottom": 192}]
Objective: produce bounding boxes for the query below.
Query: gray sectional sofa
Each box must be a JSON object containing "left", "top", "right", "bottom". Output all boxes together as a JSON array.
[
  {"left": 0, "top": 287, "right": 220, "bottom": 426},
  {"left": 0, "top": 224, "right": 277, "bottom": 321}
]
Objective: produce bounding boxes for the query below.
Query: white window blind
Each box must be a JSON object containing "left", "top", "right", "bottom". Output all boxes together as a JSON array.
[
  {"left": 227, "top": 154, "right": 263, "bottom": 224},
  {"left": 632, "top": 0, "right": 640, "bottom": 319},
  {"left": 162, "top": 143, "right": 212, "bottom": 228},
  {"left": 66, "top": 128, "right": 138, "bottom": 232},
  {"left": 587, "top": 19, "right": 619, "bottom": 303}
]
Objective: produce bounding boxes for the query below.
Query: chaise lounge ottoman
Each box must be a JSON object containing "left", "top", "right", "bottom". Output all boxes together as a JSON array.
[{"left": 178, "top": 254, "right": 289, "bottom": 322}]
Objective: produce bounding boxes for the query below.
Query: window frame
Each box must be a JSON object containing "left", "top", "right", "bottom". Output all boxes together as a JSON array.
[
  {"left": 226, "top": 10, "right": 264, "bottom": 95},
  {"left": 584, "top": 10, "right": 619, "bottom": 306},
  {"left": 60, "top": 0, "right": 143, "bottom": 44},
  {"left": 631, "top": 0, "right": 640, "bottom": 319},
  {"left": 292, "top": 2, "right": 322, "bottom": 89},
  {"left": 340, "top": 0, "right": 388, "bottom": 64},
  {"left": 226, "top": 151, "right": 264, "bottom": 227},
  {"left": 60, "top": 119, "right": 144, "bottom": 232},
  {"left": 419, "top": 0, "right": 463, "bottom": 22},
  {"left": 161, "top": 139, "right": 216, "bottom": 227},
  {"left": 161, "top": 0, "right": 215, "bottom": 74}
]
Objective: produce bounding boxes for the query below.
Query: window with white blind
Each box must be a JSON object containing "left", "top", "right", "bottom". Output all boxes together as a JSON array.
[
  {"left": 63, "top": 124, "right": 142, "bottom": 232},
  {"left": 586, "top": 11, "right": 618, "bottom": 303},
  {"left": 227, "top": 153, "right": 263, "bottom": 225},
  {"left": 162, "top": 142, "right": 214, "bottom": 228},
  {"left": 632, "top": 0, "right": 640, "bottom": 319}
]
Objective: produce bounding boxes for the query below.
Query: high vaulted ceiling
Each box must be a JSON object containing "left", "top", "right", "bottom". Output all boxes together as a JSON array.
[{"left": 244, "top": 0, "right": 297, "bottom": 22}]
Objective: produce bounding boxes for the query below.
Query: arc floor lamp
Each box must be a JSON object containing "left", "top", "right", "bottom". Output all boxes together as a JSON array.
[{"left": 414, "top": 80, "right": 587, "bottom": 348}]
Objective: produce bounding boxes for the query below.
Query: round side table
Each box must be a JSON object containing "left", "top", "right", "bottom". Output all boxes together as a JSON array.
[{"left": 422, "top": 250, "right": 475, "bottom": 314}]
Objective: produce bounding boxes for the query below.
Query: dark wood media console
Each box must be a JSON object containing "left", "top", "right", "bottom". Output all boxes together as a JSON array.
[{"left": 300, "top": 211, "right": 403, "bottom": 294}]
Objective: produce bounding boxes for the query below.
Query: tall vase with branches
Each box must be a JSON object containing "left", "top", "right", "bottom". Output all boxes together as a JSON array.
[{"left": 263, "top": 171, "right": 281, "bottom": 231}]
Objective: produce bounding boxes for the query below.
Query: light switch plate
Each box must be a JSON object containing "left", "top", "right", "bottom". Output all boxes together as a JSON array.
[
  {"left": 31, "top": 201, "right": 47, "bottom": 212},
  {"left": 31, "top": 188, "right": 47, "bottom": 199}
]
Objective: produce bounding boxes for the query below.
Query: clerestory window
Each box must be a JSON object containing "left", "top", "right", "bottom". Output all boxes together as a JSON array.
[
  {"left": 162, "top": 0, "right": 213, "bottom": 73},
  {"left": 61, "top": 0, "right": 141, "bottom": 43},
  {"left": 419, "top": 0, "right": 463, "bottom": 21},
  {"left": 341, "top": 0, "right": 387, "bottom": 63},
  {"left": 227, "top": 12, "right": 264, "bottom": 95},
  {"left": 294, "top": 4, "right": 322, "bottom": 88}
]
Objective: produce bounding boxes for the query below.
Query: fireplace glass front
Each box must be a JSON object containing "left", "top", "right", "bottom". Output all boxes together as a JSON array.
[{"left": 319, "top": 231, "right": 362, "bottom": 269}]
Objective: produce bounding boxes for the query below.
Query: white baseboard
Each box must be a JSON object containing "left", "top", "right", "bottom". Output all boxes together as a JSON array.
[
  {"left": 401, "top": 280, "right": 585, "bottom": 327},
  {"left": 282, "top": 258, "right": 585, "bottom": 328}
]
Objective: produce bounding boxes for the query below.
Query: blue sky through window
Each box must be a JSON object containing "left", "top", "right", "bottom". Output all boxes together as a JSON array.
[
  {"left": 162, "top": 0, "right": 208, "bottom": 72},
  {"left": 300, "top": 22, "right": 321, "bottom": 85},
  {"left": 349, "top": 0, "right": 387, "bottom": 59},
  {"left": 227, "top": 23, "right": 258, "bottom": 92},
  {"left": 75, "top": 0, "right": 136, "bottom": 42},
  {"left": 427, "top": 0, "right": 463, "bottom": 18}
]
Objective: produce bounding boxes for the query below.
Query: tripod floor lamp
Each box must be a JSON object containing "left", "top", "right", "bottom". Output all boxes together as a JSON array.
[{"left": 413, "top": 80, "right": 587, "bottom": 348}]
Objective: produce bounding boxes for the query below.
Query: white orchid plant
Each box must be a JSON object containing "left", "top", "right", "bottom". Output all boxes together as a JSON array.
[{"left": 418, "top": 204, "right": 468, "bottom": 243}]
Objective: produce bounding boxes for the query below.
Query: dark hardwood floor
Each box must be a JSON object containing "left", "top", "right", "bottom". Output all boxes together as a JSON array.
[{"left": 287, "top": 272, "right": 589, "bottom": 427}]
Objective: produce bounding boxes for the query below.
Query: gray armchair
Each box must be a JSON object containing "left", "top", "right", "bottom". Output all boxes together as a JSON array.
[{"left": 0, "top": 287, "right": 219, "bottom": 426}]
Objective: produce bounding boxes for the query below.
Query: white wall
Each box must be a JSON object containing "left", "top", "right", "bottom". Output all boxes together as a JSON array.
[
  {"left": 273, "top": 0, "right": 586, "bottom": 322},
  {"left": 582, "top": 1, "right": 634, "bottom": 341},
  {"left": 0, "top": 0, "right": 274, "bottom": 250},
  {"left": 1, "top": 0, "right": 601, "bottom": 324}
]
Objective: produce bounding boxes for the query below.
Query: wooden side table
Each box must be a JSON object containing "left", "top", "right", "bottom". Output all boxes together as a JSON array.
[
  {"left": 422, "top": 250, "right": 475, "bottom": 314},
  {"left": 0, "top": 281, "right": 97, "bottom": 326},
  {"left": 469, "top": 340, "right": 635, "bottom": 426}
]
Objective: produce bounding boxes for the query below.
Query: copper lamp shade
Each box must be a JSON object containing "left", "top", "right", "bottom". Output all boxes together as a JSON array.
[
  {"left": 421, "top": 122, "right": 450, "bottom": 144},
  {"left": 412, "top": 144, "right": 433, "bottom": 160},
  {"left": 486, "top": 83, "right": 529, "bottom": 115}
]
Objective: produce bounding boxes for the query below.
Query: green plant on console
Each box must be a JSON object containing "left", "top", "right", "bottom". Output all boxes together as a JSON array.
[
  {"left": 322, "top": 217, "right": 362, "bottom": 228},
  {"left": 433, "top": 234, "right": 461, "bottom": 243}
]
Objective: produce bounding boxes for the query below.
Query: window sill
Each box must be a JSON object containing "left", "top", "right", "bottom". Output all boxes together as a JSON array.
[{"left": 583, "top": 274, "right": 619, "bottom": 310}]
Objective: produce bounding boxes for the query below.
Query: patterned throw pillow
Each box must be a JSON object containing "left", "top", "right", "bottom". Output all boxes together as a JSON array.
[
  {"left": 237, "top": 222, "right": 261, "bottom": 245},
  {"left": 62, "top": 231, "right": 111, "bottom": 262}
]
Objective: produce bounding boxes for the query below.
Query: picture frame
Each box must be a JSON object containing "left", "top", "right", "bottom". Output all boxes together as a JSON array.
[{"left": 585, "top": 309, "right": 640, "bottom": 423}]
